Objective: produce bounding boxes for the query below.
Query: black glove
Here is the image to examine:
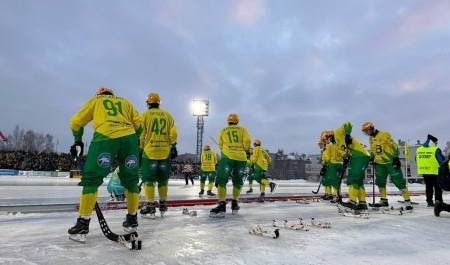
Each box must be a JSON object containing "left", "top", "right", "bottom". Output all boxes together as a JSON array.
[
  {"left": 70, "top": 141, "right": 84, "bottom": 157},
  {"left": 320, "top": 166, "right": 327, "bottom": 176},
  {"left": 343, "top": 157, "right": 350, "bottom": 167},
  {"left": 392, "top": 157, "right": 401, "bottom": 168},
  {"left": 170, "top": 147, "right": 178, "bottom": 159},
  {"left": 427, "top": 134, "right": 438, "bottom": 143},
  {"left": 369, "top": 157, "right": 375, "bottom": 166},
  {"left": 345, "top": 134, "right": 353, "bottom": 145},
  {"left": 246, "top": 151, "right": 251, "bottom": 160}
]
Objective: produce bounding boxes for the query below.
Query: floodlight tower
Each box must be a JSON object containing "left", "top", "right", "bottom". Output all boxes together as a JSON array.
[{"left": 192, "top": 99, "right": 209, "bottom": 160}]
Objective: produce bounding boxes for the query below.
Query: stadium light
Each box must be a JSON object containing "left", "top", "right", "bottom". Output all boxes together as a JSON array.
[
  {"left": 192, "top": 99, "right": 209, "bottom": 160},
  {"left": 192, "top": 99, "right": 209, "bottom": 116}
]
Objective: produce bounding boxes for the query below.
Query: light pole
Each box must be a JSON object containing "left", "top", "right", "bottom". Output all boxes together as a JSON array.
[{"left": 192, "top": 99, "right": 209, "bottom": 161}]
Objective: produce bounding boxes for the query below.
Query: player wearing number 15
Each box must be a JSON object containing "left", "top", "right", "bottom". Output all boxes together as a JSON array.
[
  {"left": 210, "top": 114, "right": 251, "bottom": 217},
  {"left": 68, "top": 87, "right": 143, "bottom": 241}
]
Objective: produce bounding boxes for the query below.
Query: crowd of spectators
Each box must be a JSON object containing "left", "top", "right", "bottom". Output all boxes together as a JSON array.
[
  {"left": 0, "top": 150, "right": 201, "bottom": 176},
  {"left": 0, "top": 150, "right": 78, "bottom": 171}
]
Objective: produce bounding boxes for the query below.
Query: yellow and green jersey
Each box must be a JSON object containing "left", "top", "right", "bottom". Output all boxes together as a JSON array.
[
  {"left": 139, "top": 108, "right": 177, "bottom": 160},
  {"left": 334, "top": 121, "right": 369, "bottom": 158},
  {"left": 217, "top": 124, "right": 251, "bottom": 161},
  {"left": 70, "top": 94, "right": 142, "bottom": 142},
  {"left": 323, "top": 143, "right": 343, "bottom": 165},
  {"left": 251, "top": 146, "right": 271, "bottom": 170},
  {"left": 201, "top": 150, "right": 217, "bottom": 171},
  {"left": 368, "top": 130, "right": 399, "bottom": 164}
]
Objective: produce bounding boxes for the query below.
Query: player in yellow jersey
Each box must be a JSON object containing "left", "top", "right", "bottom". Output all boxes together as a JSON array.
[
  {"left": 210, "top": 114, "right": 251, "bottom": 217},
  {"left": 250, "top": 139, "right": 276, "bottom": 201},
  {"left": 333, "top": 121, "right": 370, "bottom": 211},
  {"left": 245, "top": 148, "right": 255, "bottom": 194},
  {"left": 320, "top": 131, "right": 344, "bottom": 203},
  {"left": 199, "top": 145, "right": 218, "bottom": 197},
  {"left": 68, "top": 87, "right": 143, "bottom": 242},
  {"left": 139, "top": 93, "right": 178, "bottom": 218},
  {"left": 361, "top": 122, "right": 413, "bottom": 210}
]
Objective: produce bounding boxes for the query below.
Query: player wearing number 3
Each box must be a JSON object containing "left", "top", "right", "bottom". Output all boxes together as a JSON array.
[{"left": 361, "top": 122, "right": 413, "bottom": 210}]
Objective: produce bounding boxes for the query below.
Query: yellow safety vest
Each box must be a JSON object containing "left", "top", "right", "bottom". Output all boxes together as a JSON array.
[{"left": 416, "top": 146, "right": 440, "bottom": 175}]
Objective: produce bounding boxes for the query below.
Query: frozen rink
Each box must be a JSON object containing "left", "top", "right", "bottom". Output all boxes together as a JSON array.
[{"left": 1, "top": 178, "right": 450, "bottom": 265}]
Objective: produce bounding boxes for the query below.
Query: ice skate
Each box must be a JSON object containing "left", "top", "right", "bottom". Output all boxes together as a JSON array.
[
  {"left": 209, "top": 201, "right": 226, "bottom": 218},
  {"left": 231, "top": 199, "right": 240, "bottom": 214},
  {"left": 330, "top": 196, "right": 342, "bottom": 204},
  {"left": 246, "top": 188, "right": 253, "bottom": 194},
  {"left": 207, "top": 190, "right": 216, "bottom": 197},
  {"left": 258, "top": 192, "right": 265, "bottom": 202},
  {"left": 369, "top": 198, "right": 389, "bottom": 208},
  {"left": 122, "top": 214, "right": 138, "bottom": 233},
  {"left": 269, "top": 182, "right": 278, "bottom": 193},
  {"left": 68, "top": 217, "right": 90, "bottom": 243},
  {"left": 199, "top": 189, "right": 204, "bottom": 198},
  {"left": 159, "top": 200, "right": 168, "bottom": 217},
  {"left": 404, "top": 200, "right": 414, "bottom": 212},
  {"left": 140, "top": 202, "right": 156, "bottom": 219}
]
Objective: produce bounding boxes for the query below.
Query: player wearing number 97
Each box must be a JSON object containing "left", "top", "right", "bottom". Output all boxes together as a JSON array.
[
  {"left": 68, "top": 87, "right": 143, "bottom": 241},
  {"left": 210, "top": 113, "right": 251, "bottom": 217},
  {"left": 139, "top": 92, "right": 178, "bottom": 217}
]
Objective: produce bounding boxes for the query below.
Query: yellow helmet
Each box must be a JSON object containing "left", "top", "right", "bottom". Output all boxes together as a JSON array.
[
  {"left": 227, "top": 113, "right": 239, "bottom": 124},
  {"left": 254, "top": 139, "right": 261, "bottom": 146},
  {"left": 321, "top": 131, "right": 334, "bottom": 142},
  {"left": 96, "top": 87, "right": 114, "bottom": 96},
  {"left": 146, "top": 93, "right": 161, "bottom": 104},
  {"left": 361, "top": 122, "right": 374, "bottom": 132},
  {"left": 204, "top": 145, "right": 211, "bottom": 151}
]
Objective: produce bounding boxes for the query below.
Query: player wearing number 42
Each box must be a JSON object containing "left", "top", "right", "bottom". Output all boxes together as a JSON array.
[
  {"left": 68, "top": 87, "right": 143, "bottom": 242},
  {"left": 139, "top": 92, "right": 178, "bottom": 218}
]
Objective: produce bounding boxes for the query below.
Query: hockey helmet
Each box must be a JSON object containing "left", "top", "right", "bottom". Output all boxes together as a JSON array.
[
  {"left": 227, "top": 114, "right": 239, "bottom": 124},
  {"left": 146, "top": 93, "right": 161, "bottom": 104},
  {"left": 96, "top": 87, "right": 114, "bottom": 96},
  {"left": 361, "top": 122, "right": 375, "bottom": 135}
]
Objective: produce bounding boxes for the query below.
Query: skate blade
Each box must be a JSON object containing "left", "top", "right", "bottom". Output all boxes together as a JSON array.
[
  {"left": 160, "top": 211, "right": 167, "bottom": 218},
  {"left": 141, "top": 213, "right": 156, "bottom": 219},
  {"left": 123, "top": 226, "right": 137, "bottom": 233},
  {"left": 69, "top": 234, "right": 86, "bottom": 243},
  {"left": 209, "top": 212, "right": 225, "bottom": 218}
]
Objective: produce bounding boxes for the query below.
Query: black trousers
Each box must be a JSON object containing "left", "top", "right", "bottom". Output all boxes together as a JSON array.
[
  {"left": 185, "top": 173, "right": 194, "bottom": 185},
  {"left": 423, "top": 174, "right": 443, "bottom": 203}
]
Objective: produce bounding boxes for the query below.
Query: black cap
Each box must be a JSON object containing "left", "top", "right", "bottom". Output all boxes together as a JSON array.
[{"left": 427, "top": 134, "right": 438, "bottom": 143}]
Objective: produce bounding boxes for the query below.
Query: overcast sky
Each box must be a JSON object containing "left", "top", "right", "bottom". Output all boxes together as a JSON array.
[{"left": 1, "top": 0, "right": 450, "bottom": 156}]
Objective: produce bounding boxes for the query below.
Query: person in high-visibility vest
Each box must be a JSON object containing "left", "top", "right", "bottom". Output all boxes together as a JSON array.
[{"left": 416, "top": 134, "right": 444, "bottom": 207}]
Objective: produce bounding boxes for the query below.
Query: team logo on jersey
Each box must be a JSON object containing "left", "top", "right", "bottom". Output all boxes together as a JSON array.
[
  {"left": 150, "top": 161, "right": 158, "bottom": 170},
  {"left": 98, "top": 153, "right": 112, "bottom": 168},
  {"left": 160, "top": 163, "right": 167, "bottom": 171},
  {"left": 125, "top": 155, "right": 138, "bottom": 169},
  {"left": 224, "top": 165, "right": 231, "bottom": 173}
]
